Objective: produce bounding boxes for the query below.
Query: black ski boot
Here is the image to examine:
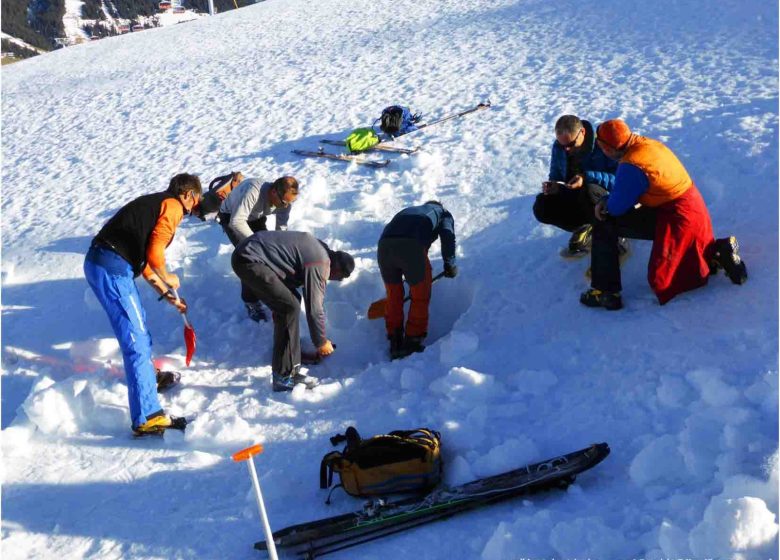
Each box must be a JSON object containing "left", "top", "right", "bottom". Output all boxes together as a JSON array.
[
  {"left": 580, "top": 288, "right": 623, "bottom": 310},
  {"left": 156, "top": 369, "right": 181, "bottom": 393},
  {"left": 388, "top": 329, "right": 405, "bottom": 360},
  {"left": 713, "top": 236, "right": 748, "bottom": 285},
  {"left": 402, "top": 335, "right": 426, "bottom": 356},
  {"left": 561, "top": 224, "right": 593, "bottom": 258}
]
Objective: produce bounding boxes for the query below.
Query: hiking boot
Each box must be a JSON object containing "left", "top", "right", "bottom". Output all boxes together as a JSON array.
[
  {"left": 402, "top": 335, "right": 426, "bottom": 356},
  {"left": 562, "top": 224, "right": 593, "bottom": 258},
  {"left": 388, "top": 328, "right": 405, "bottom": 360},
  {"left": 133, "top": 414, "right": 187, "bottom": 437},
  {"left": 580, "top": 288, "right": 623, "bottom": 310},
  {"left": 272, "top": 368, "right": 319, "bottom": 392},
  {"left": 293, "top": 371, "right": 320, "bottom": 389},
  {"left": 155, "top": 369, "right": 181, "bottom": 393},
  {"left": 713, "top": 236, "right": 748, "bottom": 285},
  {"left": 245, "top": 301, "right": 268, "bottom": 322}
]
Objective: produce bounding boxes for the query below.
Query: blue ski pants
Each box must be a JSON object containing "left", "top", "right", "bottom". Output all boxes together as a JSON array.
[{"left": 84, "top": 245, "right": 162, "bottom": 428}]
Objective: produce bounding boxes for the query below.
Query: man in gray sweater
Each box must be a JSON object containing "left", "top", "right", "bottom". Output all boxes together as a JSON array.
[
  {"left": 232, "top": 231, "right": 355, "bottom": 391},
  {"left": 219, "top": 176, "right": 299, "bottom": 321}
]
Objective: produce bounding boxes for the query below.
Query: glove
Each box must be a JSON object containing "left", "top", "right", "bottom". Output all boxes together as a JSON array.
[{"left": 444, "top": 264, "right": 458, "bottom": 279}]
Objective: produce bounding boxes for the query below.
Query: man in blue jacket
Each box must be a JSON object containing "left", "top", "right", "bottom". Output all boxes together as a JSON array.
[
  {"left": 533, "top": 115, "right": 618, "bottom": 256},
  {"left": 378, "top": 201, "right": 457, "bottom": 359}
]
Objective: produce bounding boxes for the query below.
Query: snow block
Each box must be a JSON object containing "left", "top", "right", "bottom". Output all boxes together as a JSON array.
[
  {"left": 429, "top": 367, "right": 498, "bottom": 401},
  {"left": 629, "top": 435, "right": 687, "bottom": 487},
  {"left": 689, "top": 496, "right": 779, "bottom": 557},
  {"left": 439, "top": 331, "right": 479, "bottom": 364}
]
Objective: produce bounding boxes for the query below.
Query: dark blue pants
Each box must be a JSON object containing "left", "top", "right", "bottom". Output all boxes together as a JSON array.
[{"left": 84, "top": 246, "right": 162, "bottom": 428}]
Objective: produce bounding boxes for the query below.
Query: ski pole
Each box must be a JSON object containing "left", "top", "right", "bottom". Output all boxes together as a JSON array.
[
  {"left": 232, "top": 444, "right": 278, "bottom": 560},
  {"left": 416, "top": 99, "right": 492, "bottom": 131}
]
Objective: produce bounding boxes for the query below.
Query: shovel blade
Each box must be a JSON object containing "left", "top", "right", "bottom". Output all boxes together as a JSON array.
[
  {"left": 367, "top": 298, "right": 387, "bottom": 320},
  {"left": 184, "top": 324, "right": 196, "bottom": 366}
]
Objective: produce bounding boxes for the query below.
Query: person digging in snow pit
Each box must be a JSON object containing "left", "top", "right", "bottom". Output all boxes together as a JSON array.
[
  {"left": 581, "top": 118, "right": 748, "bottom": 310},
  {"left": 218, "top": 175, "right": 299, "bottom": 323},
  {"left": 378, "top": 201, "right": 457, "bottom": 360},
  {"left": 84, "top": 173, "right": 202, "bottom": 436},
  {"left": 532, "top": 114, "right": 619, "bottom": 258},
  {"left": 231, "top": 231, "right": 354, "bottom": 392}
]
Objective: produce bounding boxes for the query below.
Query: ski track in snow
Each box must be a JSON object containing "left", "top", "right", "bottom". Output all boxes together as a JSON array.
[{"left": 1, "top": 0, "right": 778, "bottom": 558}]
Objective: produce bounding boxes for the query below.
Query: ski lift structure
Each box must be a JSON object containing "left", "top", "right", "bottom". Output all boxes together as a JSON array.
[{"left": 160, "top": 0, "right": 219, "bottom": 16}]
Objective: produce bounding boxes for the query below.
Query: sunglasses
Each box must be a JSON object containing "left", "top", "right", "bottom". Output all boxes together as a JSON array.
[{"left": 557, "top": 128, "right": 583, "bottom": 149}]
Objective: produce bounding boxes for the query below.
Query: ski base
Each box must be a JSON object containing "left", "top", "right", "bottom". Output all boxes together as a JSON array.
[
  {"left": 255, "top": 442, "right": 609, "bottom": 557},
  {"left": 320, "top": 139, "right": 420, "bottom": 155},
  {"left": 292, "top": 149, "right": 390, "bottom": 168}
]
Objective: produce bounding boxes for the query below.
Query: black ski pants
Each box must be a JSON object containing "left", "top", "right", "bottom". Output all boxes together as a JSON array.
[
  {"left": 220, "top": 213, "right": 269, "bottom": 304},
  {"left": 231, "top": 256, "right": 301, "bottom": 376},
  {"left": 533, "top": 183, "right": 608, "bottom": 232},
  {"left": 590, "top": 206, "right": 657, "bottom": 293}
]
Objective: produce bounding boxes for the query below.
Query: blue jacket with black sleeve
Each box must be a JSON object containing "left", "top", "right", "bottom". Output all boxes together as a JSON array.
[
  {"left": 548, "top": 120, "right": 617, "bottom": 191},
  {"left": 380, "top": 202, "right": 456, "bottom": 267}
]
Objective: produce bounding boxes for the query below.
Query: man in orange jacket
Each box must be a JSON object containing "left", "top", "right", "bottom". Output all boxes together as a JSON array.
[
  {"left": 582, "top": 119, "right": 747, "bottom": 310},
  {"left": 84, "top": 174, "right": 202, "bottom": 435}
]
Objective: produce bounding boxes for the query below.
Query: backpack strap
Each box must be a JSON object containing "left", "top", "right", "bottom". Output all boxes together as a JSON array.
[
  {"left": 320, "top": 451, "right": 341, "bottom": 489},
  {"left": 330, "top": 425, "right": 362, "bottom": 447},
  {"left": 344, "top": 426, "right": 361, "bottom": 452},
  {"left": 325, "top": 483, "right": 344, "bottom": 505},
  {"left": 208, "top": 172, "right": 235, "bottom": 192}
]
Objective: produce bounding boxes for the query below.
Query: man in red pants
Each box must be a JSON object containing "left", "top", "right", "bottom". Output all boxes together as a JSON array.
[
  {"left": 582, "top": 119, "right": 747, "bottom": 310},
  {"left": 377, "top": 201, "right": 457, "bottom": 359}
]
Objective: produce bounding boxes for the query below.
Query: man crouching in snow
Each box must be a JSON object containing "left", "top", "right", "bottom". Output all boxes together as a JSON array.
[
  {"left": 231, "top": 231, "right": 354, "bottom": 392},
  {"left": 581, "top": 119, "right": 747, "bottom": 310},
  {"left": 84, "top": 173, "right": 202, "bottom": 435}
]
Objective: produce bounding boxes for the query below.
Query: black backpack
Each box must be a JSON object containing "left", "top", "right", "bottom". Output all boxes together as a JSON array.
[
  {"left": 377, "top": 106, "right": 422, "bottom": 136},
  {"left": 194, "top": 171, "right": 242, "bottom": 221}
]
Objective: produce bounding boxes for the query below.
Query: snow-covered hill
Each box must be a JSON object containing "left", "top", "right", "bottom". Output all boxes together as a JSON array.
[{"left": 2, "top": 0, "right": 778, "bottom": 558}]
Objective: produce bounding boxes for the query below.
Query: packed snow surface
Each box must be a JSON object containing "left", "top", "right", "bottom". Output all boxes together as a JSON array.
[{"left": 2, "top": 0, "right": 777, "bottom": 558}]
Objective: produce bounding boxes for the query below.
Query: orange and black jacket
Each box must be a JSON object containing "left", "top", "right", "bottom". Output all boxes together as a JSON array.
[{"left": 94, "top": 192, "right": 184, "bottom": 278}]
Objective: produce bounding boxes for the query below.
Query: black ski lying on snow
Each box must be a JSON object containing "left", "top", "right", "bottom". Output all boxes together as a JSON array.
[
  {"left": 255, "top": 442, "right": 609, "bottom": 558},
  {"left": 291, "top": 149, "right": 390, "bottom": 169},
  {"left": 319, "top": 140, "right": 420, "bottom": 155}
]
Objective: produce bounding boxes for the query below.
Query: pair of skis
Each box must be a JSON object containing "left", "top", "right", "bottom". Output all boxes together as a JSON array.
[
  {"left": 292, "top": 140, "right": 420, "bottom": 169},
  {"left": 255, "top": 442, "right": 609, "bottom": 558},
  {"left": 292, "top": 100, "right": 492, "bottom": 168}
]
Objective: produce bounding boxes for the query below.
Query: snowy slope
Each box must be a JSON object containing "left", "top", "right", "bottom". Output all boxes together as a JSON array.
[{"left": 1, "top": 0, "right": 778, "bottom": 558}]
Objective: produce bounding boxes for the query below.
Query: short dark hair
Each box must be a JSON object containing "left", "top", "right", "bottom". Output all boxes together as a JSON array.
[
  {"left": 424, "top": 200, "right": 443, "bottom": 207},
  {"left": 554, "top": 115, "right": 582, "bottom": 137},
  {"left": 167, "top": 173, "right": 202, "bottom": 196},
  {"left": 273, "top": 176, "right": 299, "bottom": 195}
]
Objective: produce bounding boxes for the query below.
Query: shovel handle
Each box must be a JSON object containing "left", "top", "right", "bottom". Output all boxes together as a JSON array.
[{"left": 171, "top": 289, "right": 193, "bottom": 328}]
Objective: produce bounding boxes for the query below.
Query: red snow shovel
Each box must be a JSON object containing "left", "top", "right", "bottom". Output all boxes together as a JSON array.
[
  {"left": 367, "top": 272, "right": 445, "bottom": 320},
  {"left": 172, "top": 289, "right": 196, "bottom": 366}
]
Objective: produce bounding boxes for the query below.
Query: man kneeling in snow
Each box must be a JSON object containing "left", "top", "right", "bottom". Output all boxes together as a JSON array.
[{"left": 581, "top": 119, "right": 747, "bottom": 310}]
